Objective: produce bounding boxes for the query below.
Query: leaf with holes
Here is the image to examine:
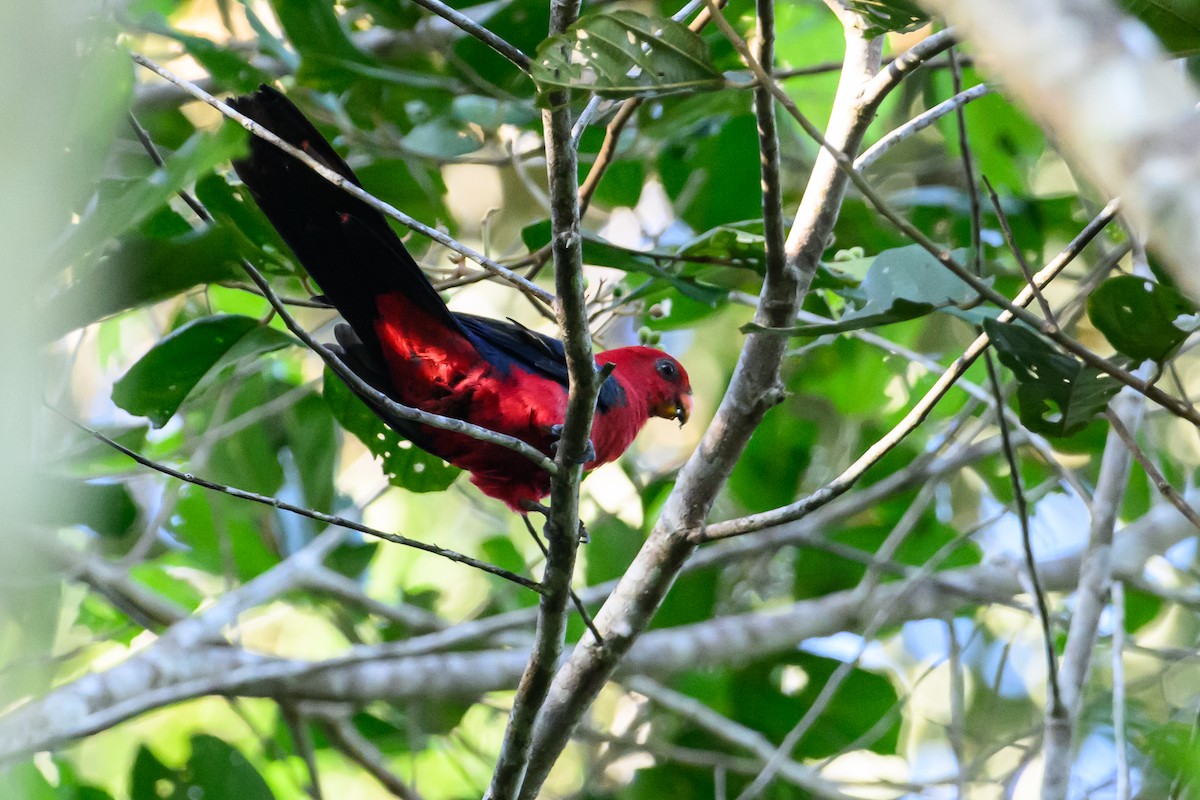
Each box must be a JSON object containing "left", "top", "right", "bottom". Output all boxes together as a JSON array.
[
  {"left": 322, "top": 369, "right": 460, "bottom": 493},
  {"left": 745, "top": 244, "right": 979, "bottom": 336},
  {"left": 533, "top": 11, "right": 724, "bottom": 98},
  {"left": 1088, "top": 274, "right": 1199, "bottom": 363},
  {"left": 844, "top": 0, "right": 931, "bottom": 36},
  {"left": 984, "top": 318, "right": 1120, "bottom": 436}
]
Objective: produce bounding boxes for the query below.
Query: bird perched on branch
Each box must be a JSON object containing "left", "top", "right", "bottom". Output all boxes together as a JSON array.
[{"left": 229, "top": 85, "right": 691, "bottom": 513}]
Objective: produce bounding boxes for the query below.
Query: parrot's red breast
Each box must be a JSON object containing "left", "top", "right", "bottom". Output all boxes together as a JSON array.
[{"left": 230, "top": 86, "right": 691, "bottom": 511}]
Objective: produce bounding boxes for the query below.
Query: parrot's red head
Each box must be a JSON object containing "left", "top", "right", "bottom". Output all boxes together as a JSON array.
[{"left": 598, "top": 346, "right": 692, "bottom": 427}]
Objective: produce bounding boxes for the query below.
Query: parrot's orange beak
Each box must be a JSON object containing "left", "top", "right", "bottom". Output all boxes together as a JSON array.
[{"left": 655, "top": 393, "right": 692, "bottom": 427}]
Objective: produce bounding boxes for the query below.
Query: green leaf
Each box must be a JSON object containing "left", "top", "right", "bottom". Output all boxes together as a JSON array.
[
  {"left": 137, "top": 16, "right": 273, "bottom": 91},
  {"left": 54, "top": 125, "right": 245, "bottom": 271},
  {"left": 984, "top": 319, "right": 1121, "bottom": 436},
  {"left": 51, "top": 226, "right": 247, "bottom": 336},
  {"left": 322, "top": 369, "right": 461, "bottom": 493},
  {"left": 746, "top": 245, "right": 978, "bottom": 336},
  {"left": 1119, "top": 0, "right": 1200, "bottom": 55},
  {"left": 1087, "top": 274, "right": 1199, "bottom": 363},
  {"left": 131, "top": 736, "right": 275, "bottom": 800},
  {"left": 844, "top": 0, "right": 931, "bottom": 37},
  {"left": 272, "top": 0, "right": 373, "bottom": 81},
  {"left": 112, "top": 315, "right": 295, "bottom": 427},
  {"left": 403, "top": 118, "right": 485, "bottom": 159},
  {"left": 186, "top": 735, "right": 274, "bottom": 800},
  {"left": 532, "top": 11, "right": 724, "bottom": 98},
  {"left": 284, "top": 393, "right": 338, "bottom": 514}
]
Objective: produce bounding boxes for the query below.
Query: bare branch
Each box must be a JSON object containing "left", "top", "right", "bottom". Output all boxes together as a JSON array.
[
  {"left": 55, "top": 412, "right": 543, "bottom": 592},
  {"left": 7, "top": 498, "right": 1193, "bottom": 762},
  {"left": 855, "top": 83, "right": 993, "bottom": 172},
  {"left": 1042, "top": 380, "right": 1147, "bottom": 800}
]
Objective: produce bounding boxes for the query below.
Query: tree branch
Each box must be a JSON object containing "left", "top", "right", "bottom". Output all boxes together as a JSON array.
[
  {"left": 913, "top": 0, "right": 1200, "bottom": 302},
  {"left": 6, "top": 499, "right": 1192, "bottom": 762},
  {"left": 486, "top": 0, "right": 596, "bottom": 791},
  {"left": 515, "top": 11, "right": 884, "bottom": 795}
]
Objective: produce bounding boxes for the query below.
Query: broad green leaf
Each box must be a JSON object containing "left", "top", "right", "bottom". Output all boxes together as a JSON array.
[
  {"left": 675, "top": 221, "right": 767, "bottom": 275},
  {"left": 0, "top": 762, "right": 58, "bottom": 800},
  {"left": 284, "top": 393, "right": 338, "bottom": 514},
  {"left": 131, "top": 736, "right": 274, "bottom": 800},
  {"left": 844, "top": 0, "right": 931, "bottom": 37},
  {"left": 451, "top": 95, "right": 538, "bottom": 129},
  {"left": 403, "top": 118, "right": 485, "bottom": 158},
  {"left": 51, "top": 226, "right": 247, "bottom": 336},
  {"left": 1087, "top": 274, "right": 1199, "bottom": 363},
  {"left": 112, "top": 315, "right": 295, "bottom": 427},
  {"left": 129, "top": 562, "right": 203, "bottom": 612},
  {"left": 322, "top": 369, "right": 461, "bottom": 493},
  {"left": 1119, "top": 0, "right": 1200, "bottom": 55},
  {"left": 984, "top": 319, "right": 1120, "bottom": 436},
  {"left": 186, "top": 735, "right": 275, "bottom": 800},
  {"left": 53, "top": 125, "right": 245, "bottom": 271},
  {"left": 746, "top": 245, "right": 977, "bottom": 336},
  {"left": 272, "top": 0, "right": 374, "bottom": 81},
  {"left": 532, "top": 11, "right": 724, "bottom": 98},
  {"left": 137, "top": 16, "right": 273, "bottom": 91},
  {"left": 169, "top": 489, "right": 280, "bottom": 580}
]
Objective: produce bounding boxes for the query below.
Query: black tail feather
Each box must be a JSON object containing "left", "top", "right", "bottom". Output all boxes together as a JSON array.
[{"left": 229, "top": 85, "right": 459, "bottom": 347}]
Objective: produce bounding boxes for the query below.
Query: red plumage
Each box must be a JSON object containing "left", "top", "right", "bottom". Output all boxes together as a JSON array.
[{"left": 230, "top": 86, "right": 691, "bottom": 511}]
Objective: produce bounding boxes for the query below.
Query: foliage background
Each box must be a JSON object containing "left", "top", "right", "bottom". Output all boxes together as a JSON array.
[{"left": 5, "top": 0, "right": 1200, "bottom": 798}]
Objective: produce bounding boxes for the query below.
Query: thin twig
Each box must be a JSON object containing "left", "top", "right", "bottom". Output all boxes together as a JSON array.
[
  {"left": 54, "top": 410, "right": 543, "bottom": 592},
  {"left": 281, "top": 706, "right": 325, "bottom": 800},
  {"left": 627, "top": 677, "right": 859, "bottom": 800},
  {"left": 520, "top": 515, "right": 603, "bottom": 643},
  {"left": 699, "top": 200, "right": 1121, "bottom": 542},
  {"left": 1106, "top": 411, "right": 1200, "bottom": 531},
  {"left": 1112, "top": 581, "right": 1130, "bottom": 800},
  {"left": 716, "top": 26, "right": 1199, "bottom": 428},
  {"left": 320, "top": 715, "right": 426, "bottom": 800},
  {"left": 854, "top": 83, "right": 992, "bottom": 173},
  {"left": 983, "top": 176, "right": 1056, "bottom": 322},
  {"left": 984, "top": 350, "right": 1063, "bottom": 713},
  {"left": 404, "top": 0, "right": 530, "bottom": 71},
  {"left": 948, "top": 45, "right": 982, "bottom": 273}
]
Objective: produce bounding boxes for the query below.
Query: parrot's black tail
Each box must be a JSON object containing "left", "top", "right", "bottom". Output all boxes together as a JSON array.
[{"left": 229, "top": 85, "right": 460, "bottom": 344}]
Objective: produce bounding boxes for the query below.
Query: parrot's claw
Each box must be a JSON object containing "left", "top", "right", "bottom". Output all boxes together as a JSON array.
[
  {"left": 548, "top": 424, "right": 596, "bottom": 464},
  {"left": 519, "top": 501, "right": 589, "bottom": 544}
]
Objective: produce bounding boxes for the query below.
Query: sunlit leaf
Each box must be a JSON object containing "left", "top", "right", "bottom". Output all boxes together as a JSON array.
[
  {"left": 52, "top": 227, "right": 247, "bottom": 336},
  {"left": 844, "top": 0, "right": 931, "bottom": 36},
  {"left": 533, "top": 11, "right": 724, "bottom": 97},
  {"left": 112, "top": 315, "right": 295, "bottom": 427},
  {"left": 746, "top": 245, "right": 978, "bottom": 336},
  {"left": 1088, "top": 274, "right": 1199, "bottom": 363}
]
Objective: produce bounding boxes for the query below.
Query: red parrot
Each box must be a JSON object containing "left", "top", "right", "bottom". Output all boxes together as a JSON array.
[{"left": 229, "top": 86, "right": 691, "bottom": 512}]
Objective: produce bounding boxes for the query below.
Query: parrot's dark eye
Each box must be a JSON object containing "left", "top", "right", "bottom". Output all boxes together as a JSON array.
[{"left": 655, "top": 358, "right": 679, "bottom": 382}]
